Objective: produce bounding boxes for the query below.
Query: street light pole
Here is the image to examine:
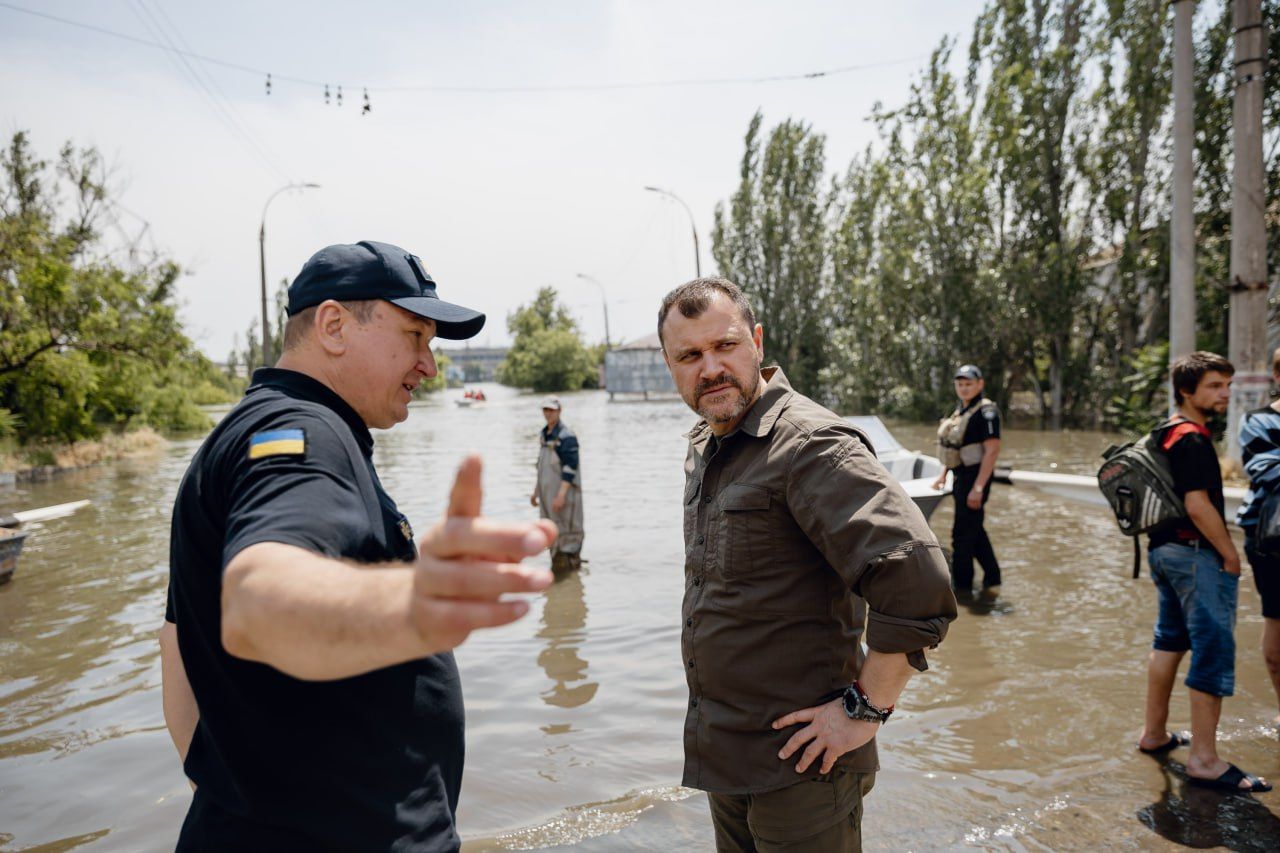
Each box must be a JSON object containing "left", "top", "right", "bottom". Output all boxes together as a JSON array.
[
  {"left": 576, "top": 273, "right": 612, "bottom": 348},
  {"left": 259, "top": 182, "right": 320, "bottom": 367},
  {"left": 1226, "top": 0, "right": 1269, "bottom": 461},
  {"left": 644, "top": 185, "right": 701, "bottom": 278}
]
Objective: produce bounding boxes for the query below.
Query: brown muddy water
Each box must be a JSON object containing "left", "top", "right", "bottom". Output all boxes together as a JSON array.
[{"left": 1, "top": 384, "right": 1278, "bottom": 851}]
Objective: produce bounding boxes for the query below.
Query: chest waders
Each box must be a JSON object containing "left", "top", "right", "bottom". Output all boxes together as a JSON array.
[{"left": 537, "top": 431, "right": 584, "bottom": 567}]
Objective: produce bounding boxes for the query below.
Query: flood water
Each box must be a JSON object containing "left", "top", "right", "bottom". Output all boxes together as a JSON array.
[{"left": 2, "top": 382, "right": 1278, "bottom": 851}]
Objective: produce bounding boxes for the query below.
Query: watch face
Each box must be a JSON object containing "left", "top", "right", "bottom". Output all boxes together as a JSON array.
[{"left": 843, "top": 686, "right": 885, "bottom": 723}]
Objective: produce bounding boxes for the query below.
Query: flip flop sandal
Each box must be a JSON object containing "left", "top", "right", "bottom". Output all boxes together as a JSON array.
[
  {"left": 1188, "top": 763, "right": 1273, "bottom": 793},
  {"left": 1137, "top": 731, "right": 1191, "bottom": 755}
]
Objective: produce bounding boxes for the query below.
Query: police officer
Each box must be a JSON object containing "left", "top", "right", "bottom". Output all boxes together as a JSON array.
[
  {"left": 158, "top": 240, "right": 556, "bottom": 851},
  {"left": 932, "top": 364, "right": 1003, "bottom": 597},
  {"left": 530, "top": 396, "right": 584, "bottom": 572}
]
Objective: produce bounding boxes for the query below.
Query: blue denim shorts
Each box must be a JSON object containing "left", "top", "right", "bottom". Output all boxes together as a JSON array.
[{"left": 1148, "top": 542, "right": 1239, "bottom": 697}]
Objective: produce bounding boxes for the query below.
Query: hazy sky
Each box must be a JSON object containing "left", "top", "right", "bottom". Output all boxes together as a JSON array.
[{"left": 2, "top": 0, "right": 988, "bottom": 358}]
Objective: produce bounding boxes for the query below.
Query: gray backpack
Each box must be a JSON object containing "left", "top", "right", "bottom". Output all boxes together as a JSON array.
[{"left": 1098, "top": 418, "right": 1186, "bottom": 577}]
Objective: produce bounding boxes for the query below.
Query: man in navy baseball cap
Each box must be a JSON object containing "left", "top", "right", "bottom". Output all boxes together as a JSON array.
[
  {"left": 288, "top": 240, "right": 485, "bottom": 340},
  {"left": 160, "top": 239, "right": 551, "bottom": 851}
]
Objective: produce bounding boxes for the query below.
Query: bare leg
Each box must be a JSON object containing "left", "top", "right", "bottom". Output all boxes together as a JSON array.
[
  {"left": 1264, "top": 617, "right": 1280, "bottom": 726},
  {"left": 1185, "top": 687, "right": 1270, "bottom": 789},
  {"left": 1140, "top": 649, "right": 1184, "bottom": 749}
]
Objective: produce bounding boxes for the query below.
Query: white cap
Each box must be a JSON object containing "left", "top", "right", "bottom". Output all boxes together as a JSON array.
[{"left": 541, "top": 395, "right": 562, "bottom": 410}]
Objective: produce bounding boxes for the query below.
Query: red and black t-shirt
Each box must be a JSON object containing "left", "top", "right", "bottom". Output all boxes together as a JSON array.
[{"left": 1147, "top": 419, "right": 1226, "bottom": 550}]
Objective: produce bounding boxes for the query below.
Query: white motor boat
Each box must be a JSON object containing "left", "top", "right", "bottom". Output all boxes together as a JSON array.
[
  {"left": 990, "top": 467, "right": 1246, "bottom": 525},
  {"left": 845, "top": 416, "right": 950, "bottom": 520}
]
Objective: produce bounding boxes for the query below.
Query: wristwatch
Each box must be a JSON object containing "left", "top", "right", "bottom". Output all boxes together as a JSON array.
[{"left": 841, "top": 681, "right": 894, "bottom": 724}]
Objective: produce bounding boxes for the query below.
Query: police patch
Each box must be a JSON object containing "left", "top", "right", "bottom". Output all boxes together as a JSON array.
[
  {"left": 398, "top": 517, "right": 414, "bottom": 542},
  {"left": 248, "top": 429, "right": 306, "bottom": 459},
  {"left": 982, "top": 407, "right": 997, "bottom": 420}
]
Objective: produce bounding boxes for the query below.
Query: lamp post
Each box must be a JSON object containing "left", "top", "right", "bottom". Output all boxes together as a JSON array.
[
  {"left": 644, "top": 185, "right": 701, "bottom": 278},
  {"left": 259, "top": 182, "right": 320, "bottom": 366},
  {"left": 575, "top": 273, "right": 612, "bottom": 349}
]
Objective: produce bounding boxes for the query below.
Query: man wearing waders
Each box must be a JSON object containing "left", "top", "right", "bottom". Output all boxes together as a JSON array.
[
  {"left": 932, "top": 364, "right": 1002, "bottom": 599},
  {"left": 532, "top": 396, "right": 584, "bottom": 572}
]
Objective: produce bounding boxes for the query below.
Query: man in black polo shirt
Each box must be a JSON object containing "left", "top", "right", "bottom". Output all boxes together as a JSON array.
[
  {"left": 159, "top": 241, "right": 558, "bottom": 850},
  {"left": 1137, "top": 351, "right": 1269, "bottom": 793}
]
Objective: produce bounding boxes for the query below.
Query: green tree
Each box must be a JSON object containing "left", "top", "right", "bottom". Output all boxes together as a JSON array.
[
  {"left": 970, "top": 0, "right": 1097, "bottom": 428},
  {"left": 0, "top": 131, "right": 233, "bottom": 442},
  {"left": 496, "top": 287, "right": 598, "bottom": 392},
  {"left": 726, "top": 0, "right": 1280, "bottom": 431},
  {"left": 824, "top": 41, "right": 1006, "bottom": 420},
  {"left": 713, "top": 112, "right": 833, "bottom": 398}
]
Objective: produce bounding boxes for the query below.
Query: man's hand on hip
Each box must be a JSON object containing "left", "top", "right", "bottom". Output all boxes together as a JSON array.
[{"left": 772, "top": 699, "right": 879, "bottom": 775}]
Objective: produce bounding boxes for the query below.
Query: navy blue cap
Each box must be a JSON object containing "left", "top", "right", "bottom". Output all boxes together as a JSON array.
[
  {"left": 954, "top": 364, "right": 983, "bottom": 380},
  {"left": 287, "top": 240, "right": 486, "bottom": 340}
]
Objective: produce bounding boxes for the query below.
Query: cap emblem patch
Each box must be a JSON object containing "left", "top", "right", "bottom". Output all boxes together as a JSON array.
[{"left": 407, "top": 254, "right": 435, "bottom": 291}]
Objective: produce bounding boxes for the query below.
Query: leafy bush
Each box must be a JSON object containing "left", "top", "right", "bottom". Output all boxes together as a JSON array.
[
  {"left": 496, "top": 288, "right": 599, "bottom": 392},
  {"left": 0, "top": 131, "right": 230, "bottom": 442}
]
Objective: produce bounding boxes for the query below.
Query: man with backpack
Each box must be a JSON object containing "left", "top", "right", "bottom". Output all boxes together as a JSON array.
[{"left": 1137, "top": 352, "right": 1270, "bottom": 793}]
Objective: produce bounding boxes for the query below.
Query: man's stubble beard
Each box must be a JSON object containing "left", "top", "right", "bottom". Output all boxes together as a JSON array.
[{"left": 695, "top": 358, "right": 763, "bottom": 426}]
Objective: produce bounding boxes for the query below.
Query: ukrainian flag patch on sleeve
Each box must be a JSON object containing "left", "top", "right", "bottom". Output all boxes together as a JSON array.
[{"left": 248, "top": 429, "right": 306, "bottom": 459}]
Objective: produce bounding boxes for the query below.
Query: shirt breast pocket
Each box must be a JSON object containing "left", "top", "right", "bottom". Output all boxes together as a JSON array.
[{"left": 718, "top": 483, "right": 773, "bottom": 578}]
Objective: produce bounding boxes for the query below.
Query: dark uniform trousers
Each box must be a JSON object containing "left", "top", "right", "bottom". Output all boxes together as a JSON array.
[
  {"left": 707, "top": 770, "right": 875, "bottom": 852},
  {"left": 950, "top": 464, "right": 1001, "bottom": 590}
]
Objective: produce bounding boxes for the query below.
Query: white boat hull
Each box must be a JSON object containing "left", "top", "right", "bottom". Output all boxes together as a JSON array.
[
  {"left": 998, "top": 469, "right": 1246, "bottom": 527},
  {"left": 844, "top": 416, "right": 950, "bottom": 520}
]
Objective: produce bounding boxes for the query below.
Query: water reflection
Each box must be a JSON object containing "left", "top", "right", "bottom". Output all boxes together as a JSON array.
[
  {"left": 953, "top": 587, "right": 1015, "bottom": 617},
  {"left": 536, "top": 569, "right": 597, "bottom": 711},
  {"left": 1138, "top": 758, "right": 1280, "bottom": 851}
]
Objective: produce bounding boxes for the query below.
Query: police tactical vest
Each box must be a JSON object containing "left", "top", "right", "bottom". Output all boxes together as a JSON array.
[{"left": 937, "top": 398, "right": 996, "bottom": 468}]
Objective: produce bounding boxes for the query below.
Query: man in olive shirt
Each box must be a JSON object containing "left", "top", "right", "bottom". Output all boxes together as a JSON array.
[{"left": 659, "top": 277, "right": 957, "bottom": 851}]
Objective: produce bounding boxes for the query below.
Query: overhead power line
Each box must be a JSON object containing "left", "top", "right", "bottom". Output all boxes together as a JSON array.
[
  {"left": 125, "top": 0, "right": 293, "bottom": 182},
  {"left": 0, "top": 0, "right": 925, "bottom": 96}
]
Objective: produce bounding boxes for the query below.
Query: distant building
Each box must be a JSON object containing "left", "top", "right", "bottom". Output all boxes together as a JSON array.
[
  {"left": 436, "top": 346, "right": 508, "bottom": 383},
  {"left": 604, "top": 334, "right": 678, "bottom": 400}
]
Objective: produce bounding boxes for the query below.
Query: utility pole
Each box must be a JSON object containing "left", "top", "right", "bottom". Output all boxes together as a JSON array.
[
  {"left": 1169, "top": 0, "right": 1196, "bottom": 387},
  {"left": 644, "top": 186, "right": 702, "bottom": 278},
  {"left": 575, "top": 273, "right": 612, "bottom": 349},
  {"left": 259, "top": 182, "right": 320, "bottom": 368},
  {"left": 1226, "top": 0, "right": 1269, "bottom": 461}
]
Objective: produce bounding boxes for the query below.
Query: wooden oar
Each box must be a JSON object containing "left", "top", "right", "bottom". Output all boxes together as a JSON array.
[{"left": 0, "top": 499, "right": 91, "bottom": 528}]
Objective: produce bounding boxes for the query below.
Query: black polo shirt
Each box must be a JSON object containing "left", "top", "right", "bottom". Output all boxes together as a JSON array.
[
  {"left": 959, "top": 399, "right": 1001, "bottom": 448},
  {"left": 166, "top": 368, "right": 465, "bottom": 851}
]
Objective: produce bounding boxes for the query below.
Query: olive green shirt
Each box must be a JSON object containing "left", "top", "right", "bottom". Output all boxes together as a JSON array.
[{"left": 680, "top": 367, "right": 957, "bottom": 795}]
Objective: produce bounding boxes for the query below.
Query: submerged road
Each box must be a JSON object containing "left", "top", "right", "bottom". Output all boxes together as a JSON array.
[{"left": 1, "top": 384, "right": 1277, "bottom": 850}]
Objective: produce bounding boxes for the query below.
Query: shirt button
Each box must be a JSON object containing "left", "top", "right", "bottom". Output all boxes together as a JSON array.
[
  {"left": 686, "top": 618, "right": 693, "bottom": 627},
  {"left": 695, "top": 534, "right": 705, "bottom": 545},
  {"left": 688, "top": 658, "right": 695, "bottom": 668},
  {"left": 693, "top": 577, "right": 702, "bottom": 587},
  {"left": 703, "top": 494, "right": 714, "bottom": 504},
  {"left": 691, "top": 697, "right": 699, "bottom": 708}
]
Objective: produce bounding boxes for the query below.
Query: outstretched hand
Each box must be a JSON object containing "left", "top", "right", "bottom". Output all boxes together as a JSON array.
[
  {"left": 411, "top": 455, "right": 557, "bottom": 653},
  {"left": 771, "top": 699, "right": 879, "bottom": 775}
]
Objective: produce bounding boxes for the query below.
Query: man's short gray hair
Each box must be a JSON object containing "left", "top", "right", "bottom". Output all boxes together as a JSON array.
[
  {"left": 657, "top": 277, "right": 756, "bottom": 347},
  {"left": 282, "top": 299, "right": 380, "bottom": 350}
]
